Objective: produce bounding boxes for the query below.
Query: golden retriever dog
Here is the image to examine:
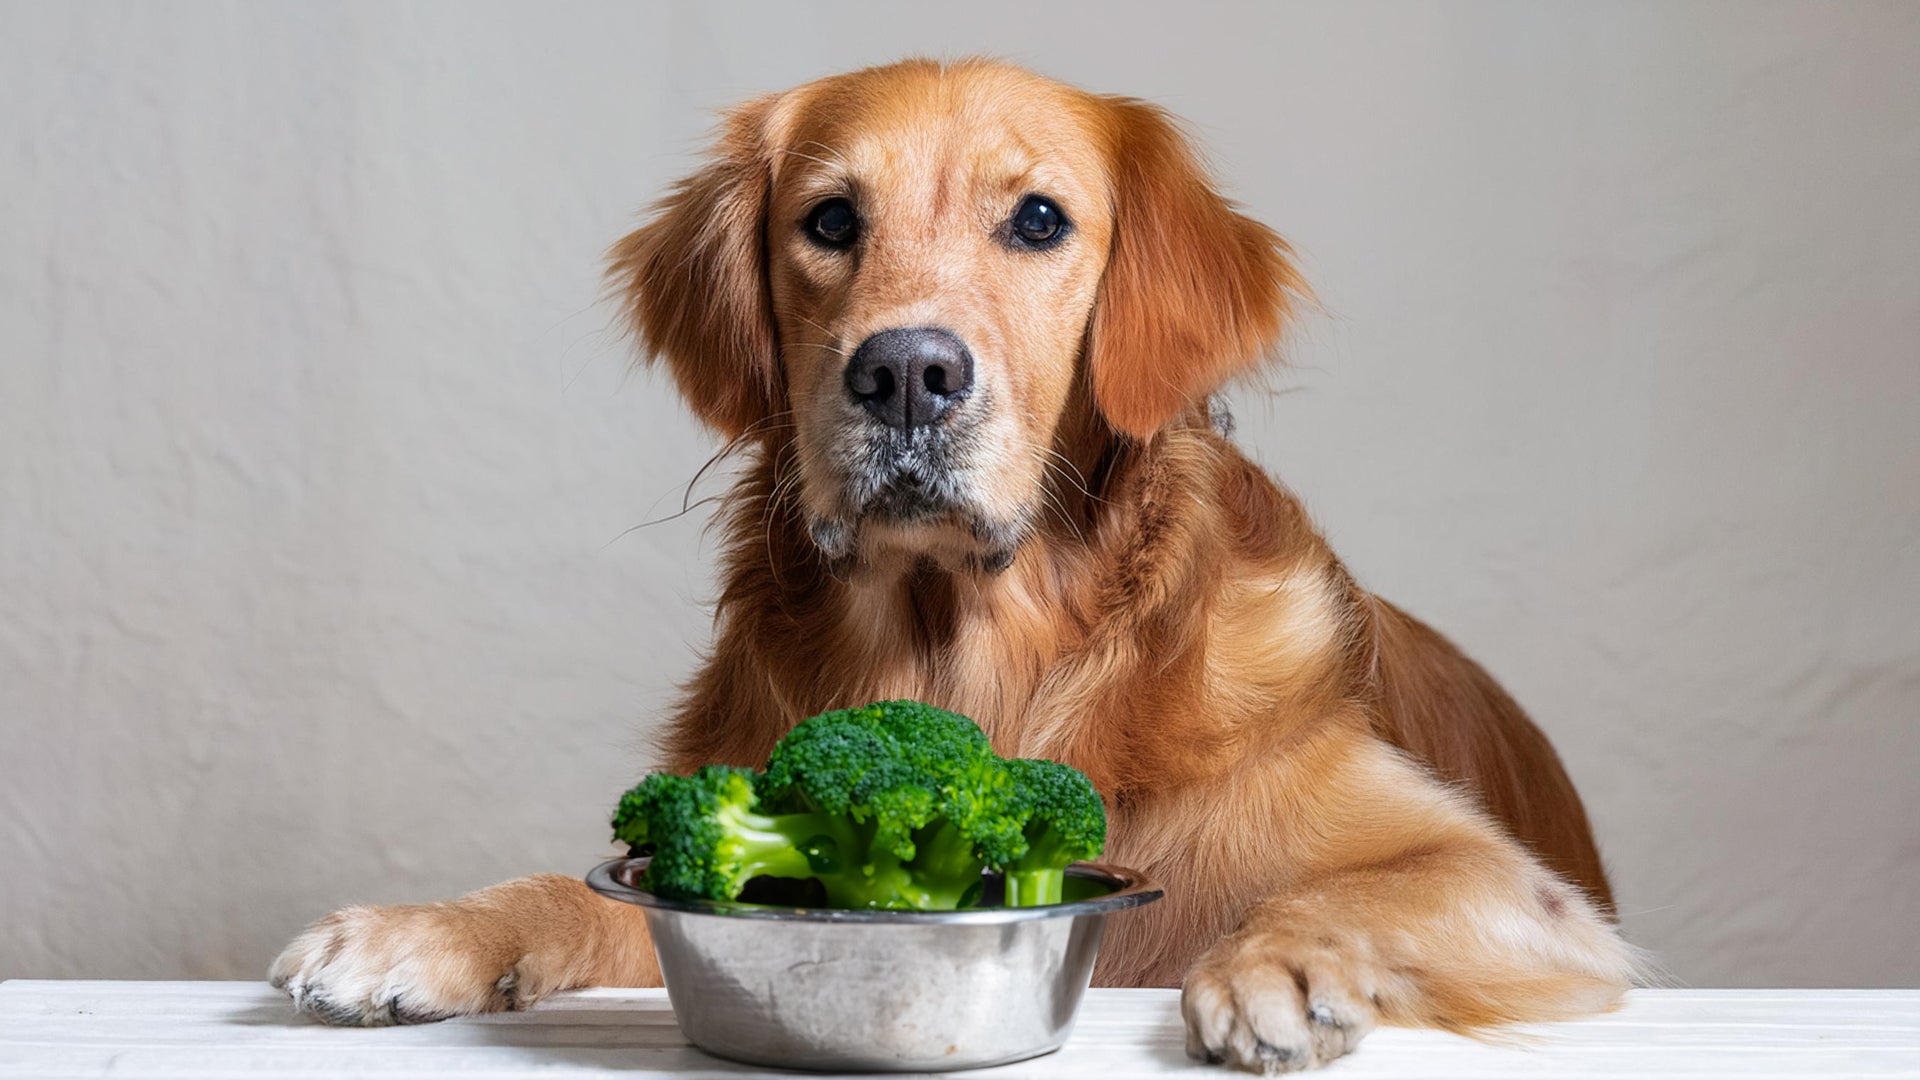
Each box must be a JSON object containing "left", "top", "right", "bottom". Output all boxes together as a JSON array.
[{"left": 272, "top": 58, "right": 1637, "bottom": 1071}]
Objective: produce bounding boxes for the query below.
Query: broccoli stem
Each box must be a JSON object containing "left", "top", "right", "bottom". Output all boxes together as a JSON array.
[
  {"left": 712, "top": 807, "right": 950, "bottom": 909},
  {"left": 902, "top": 818, "right": 989, "bottom": 909},
  {"left": 1003, "top": 868, "right": 1065, "bottom": 907},
  {"left": 714, "top": 801, "right": 835, "bottom": 885},
  {"left": 1002, "top": 824, "right": 1074, "bottom": 907},
  {"left": 812, "top": 817, "right": 974, "bottom": 910},
  {"left": 829, "top": 846, "right": 929, "bottom": 910},
  {"left": 716, "top": 812, "right": 993, "bottom": 910}
]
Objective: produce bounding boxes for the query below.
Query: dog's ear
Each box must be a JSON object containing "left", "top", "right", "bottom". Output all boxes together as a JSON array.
[
  {"left": 607, "top": 95, "right": 785, "bottom": 438},
  {"left": 1088, "top": 99, "right": 1307, "bottom": 440}
]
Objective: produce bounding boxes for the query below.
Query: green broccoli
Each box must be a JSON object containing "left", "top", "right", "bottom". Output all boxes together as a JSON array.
[
  {"left": 609, "top": 700, "right": 1108, "bottom": 910},
  {"left": 999, "top": 758, "right": 1108, "bottom": 907},
  {"left": 611, "top": 765, "right": 854, "bottom": 902}
]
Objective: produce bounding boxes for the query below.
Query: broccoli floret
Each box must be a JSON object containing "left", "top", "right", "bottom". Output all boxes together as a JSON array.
[
  {"left": 1000, "top": 758, "right": 1108, "bottom": 907},
  {"left": 757, "top": 700, "right": 1014, "bottom": 908},
  {"left": 612, "top": 765, "right": 851, "bottom": 902},
  {"left": 610, "top": 701, "right": 1107, "bottom": 910},
  {"left": 758, "top": 700, "right": 1001, "bottom": 855}
]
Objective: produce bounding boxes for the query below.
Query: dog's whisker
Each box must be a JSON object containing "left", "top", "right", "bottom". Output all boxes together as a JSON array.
[
  {"left": 683, "top": 410, "right": 797, "bottom": 511},
  {"left": 611, "top": 410, "right": 798, "bottom": 544},
  {"left": 791, "top": 315, "right": 850, "bottom": 354},
  {"left": 1036, "top": 482, "right": 1085, "bottom": 545},
  {"left": 1023, "top": 440, "right": 1093, "bottom": 543},
  {"left": 1040, "top": 446, "right": 1094, "bottom": 496},
  {"left": 794, "top": 139, "right": 852, "bottom": 169},
  {"left": 784, "top": 339, "right": 854, "bottom": 360},
  {"left": 775, "top": 146, "right": 841, "bottom": 170},
  {"left": 760, "top": 446, "right": 821, "bottom": 592},
  {"left": 601, "top": 495, "right": 730, "bottom": 547},
  {"left": 760, "top": 446, "right": 807, "bottom": 540}
]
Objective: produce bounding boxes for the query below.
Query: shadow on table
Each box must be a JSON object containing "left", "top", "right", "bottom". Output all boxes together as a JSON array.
[
  {"left": 222, "top": 999, "right": 324, "bottom": 1027},
  {"left": 221, "top": 994, "right": 1198, "bottom": 1075},
  {"left": 222, "top": 993, "right": 760, "bottom": 1074}
]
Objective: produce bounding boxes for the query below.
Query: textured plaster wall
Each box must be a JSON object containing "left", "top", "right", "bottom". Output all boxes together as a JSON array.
[{"left": 3, "top": 2, "right": 1916, "bottom": 987}]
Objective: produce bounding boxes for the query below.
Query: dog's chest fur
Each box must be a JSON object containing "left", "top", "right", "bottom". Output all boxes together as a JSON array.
[{"left": 663, "top": 430, "right": 1371, "bottom": 983}]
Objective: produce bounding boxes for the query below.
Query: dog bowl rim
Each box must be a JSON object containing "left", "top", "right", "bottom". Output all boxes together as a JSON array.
[{"left": 586, "top": 856, "right": 1162, "bottom": 924}]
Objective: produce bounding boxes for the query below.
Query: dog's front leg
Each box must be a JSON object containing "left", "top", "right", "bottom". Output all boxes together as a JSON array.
[
  {"left": 270, "top": 874, "right": 660, "bottom": 1025},
  {"left": 1180, "top": 741, "right": 1637, "bottom": 1073}
]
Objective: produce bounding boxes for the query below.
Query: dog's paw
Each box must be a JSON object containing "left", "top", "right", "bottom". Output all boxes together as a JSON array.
[
  {"left": 1181, "top": 929, "right": 1381, "bottom": 1073},
  {"left": 269, "top": 903, "right": 528, "bottom": 1026}
]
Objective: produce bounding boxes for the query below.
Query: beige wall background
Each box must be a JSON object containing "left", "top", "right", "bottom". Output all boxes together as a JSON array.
[{"left": 3, "top": 1, "right": 1916, "bottom": 987}]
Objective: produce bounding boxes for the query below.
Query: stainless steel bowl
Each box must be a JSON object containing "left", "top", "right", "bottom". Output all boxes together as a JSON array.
[{"left": 585, "top": 856, "right": 1162, "bottom": 1072}]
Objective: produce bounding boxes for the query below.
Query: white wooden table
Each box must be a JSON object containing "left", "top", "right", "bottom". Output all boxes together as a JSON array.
[{"left": 1, "top": 982, "right": 1915, "bottom": 1078}]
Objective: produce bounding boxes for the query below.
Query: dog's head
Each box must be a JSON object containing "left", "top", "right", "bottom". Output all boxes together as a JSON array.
[{"left": 611, "top": 59, "right": 1303, "bottom": 571}]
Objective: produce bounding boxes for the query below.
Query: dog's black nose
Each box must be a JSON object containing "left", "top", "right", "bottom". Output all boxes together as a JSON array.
[{"left": 845, "top": 327, "right": 974, "bottom": 429}]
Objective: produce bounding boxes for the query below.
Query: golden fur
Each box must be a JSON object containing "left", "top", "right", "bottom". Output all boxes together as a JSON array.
[{"left": 273, "top": 59, "right": 1635, "bottom": 1072}]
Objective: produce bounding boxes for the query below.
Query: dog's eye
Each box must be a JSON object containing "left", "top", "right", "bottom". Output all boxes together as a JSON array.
[
  {"left": 805, "top": 198, "right": 859, "bottom": 249},
  {"left": 1009, "top": 195, "right": 1068, "bottom": 248}
]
